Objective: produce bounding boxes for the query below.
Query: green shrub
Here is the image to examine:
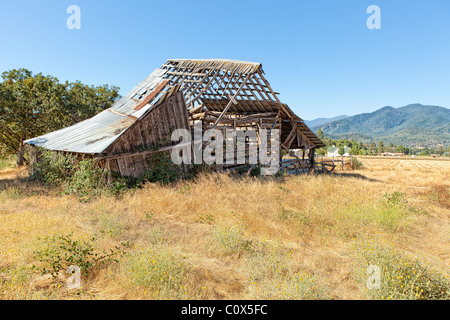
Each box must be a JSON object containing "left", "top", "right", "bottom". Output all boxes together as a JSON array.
[
  {"left": 63, "top": 159, "right": 129, "bottom": 200},
  {"left": 30, "top": 150, "right": 76, "bottom": 186},
  {"left": 31, "top": 149, "right": 128, "bottom": 199},
  {"left": 351, "top": 157, "right": 364, "bottom": 170},
  {"left": 62, "top": 159, "right": 104, "bottom": 199},
  {"left": 31, "top": 233, "right": 126, "bottom": 278},
  {"left": 383, "top": 191, "right": 407, "bottom": 207},
  {"left": 138, "top": 150, "right": 181, "bottom": 185},
  {"left": 107, "top": 174, "right": 130, "bottom": 196}
]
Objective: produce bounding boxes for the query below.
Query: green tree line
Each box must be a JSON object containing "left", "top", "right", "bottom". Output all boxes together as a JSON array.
[
  {"left": 0, "top": 68, "right": 119, "bottom": 166},
  {"left": 315, "top": 129, "right": 449, "bottom": 157}
]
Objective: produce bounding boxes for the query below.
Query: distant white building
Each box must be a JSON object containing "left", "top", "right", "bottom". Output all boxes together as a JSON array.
[{"left": 327, "top": 145, "right": 351, "bottom": 157}]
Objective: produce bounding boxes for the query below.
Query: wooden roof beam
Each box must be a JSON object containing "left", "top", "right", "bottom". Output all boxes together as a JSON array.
[{"left": 203, "top": 72, "right": 254, "bottom": 141}]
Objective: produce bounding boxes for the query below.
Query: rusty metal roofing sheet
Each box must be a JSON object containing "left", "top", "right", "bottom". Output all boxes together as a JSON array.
[{"left": 25, "top": 68, "right": 167, "bottom": 154}]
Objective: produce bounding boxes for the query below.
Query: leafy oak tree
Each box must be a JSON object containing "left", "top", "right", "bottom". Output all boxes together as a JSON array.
[
  {"left": 377, "top": 141, "right": 385, "bottom": 154},
  {"left": 0, "top": 69, "right": 119, "bottom": 166},
  {"left": 316, "top": 128, "right": 324, "bottom": 139}
]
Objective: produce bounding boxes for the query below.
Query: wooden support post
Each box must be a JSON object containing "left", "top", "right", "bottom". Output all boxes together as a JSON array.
[{"left": 309, "top": 148, "right": 315, "bottom": 172}]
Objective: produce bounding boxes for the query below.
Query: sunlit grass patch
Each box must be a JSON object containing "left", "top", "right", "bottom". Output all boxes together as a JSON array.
[
  {"left": 121, "top": 245, "right": 201, "bottom": 299},
  {"left": 279, "top": 192, "right": 411, "bottom": 242},
  {"left": 210, "top": 225, "right": 251, "bottom": 255},
  {"left": 0, "top": 155, "right": 15, "bottom": 170},
  {"left": 353, "top": 239, "right": 450, "bottom": 300},
  {"left": 0, "top": 186, "right": 24, "bottom": 200},
  {"left": 0, "top": 263, "right": 36, "bottom": 299},
  {"left": 426, "top": 185, "right": 450, "bottom": 209},
  {"left": 325, "top": 192, "right": 411, "bottom": 240},
  {"left": 342, "top": 201, "right": 408, "bottom": 234},
  {"left": 98, "top": 213, "right": 125, "bottom": 240},
  {"left": 245, "top": 238, "right": 331, "bottom": 300},
  {"left": 277, "top": 209, "right": 309, "bottom": 224},
  {"left": 146, "top": 223, "right": 170, "bottom": 245}
]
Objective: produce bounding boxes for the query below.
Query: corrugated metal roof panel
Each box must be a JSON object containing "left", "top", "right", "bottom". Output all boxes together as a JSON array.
[{"left": 25, "top": 68, "right": 167, "bottom": 154}]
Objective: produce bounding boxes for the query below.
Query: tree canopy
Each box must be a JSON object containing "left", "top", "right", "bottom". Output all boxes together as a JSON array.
[
  {"left": 0, "top": 68, "right": 119, "bottom": 165},
  {"left": 313, "top": 129, "right": 443, "bottom": 157}
]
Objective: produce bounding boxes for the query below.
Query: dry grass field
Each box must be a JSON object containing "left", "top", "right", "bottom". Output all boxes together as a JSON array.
[{"left": 0, "top": 156, "right": 449, "bottom": 300}]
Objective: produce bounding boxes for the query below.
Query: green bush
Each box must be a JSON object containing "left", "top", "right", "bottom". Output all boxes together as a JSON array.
[
  {"left": 351, "top": 157, "right": 364, "bottom": 170},
  {"left": 31, "top": 233, "right": 126, "bottom": 278},
  {"left": 383, "top": 191, "right": 407, "bottom": 207},
  {"left": 138, "top": 150, "right": 181, "bottom": 185},
  {"left": 31, "top": 149, "right": 128, "bottom": 199},
  {"left": 62, "top": 159, "right": 104, "bottom": 199},
  {"left": 30, "top": 150, "right": 77, "bottom": 186}
]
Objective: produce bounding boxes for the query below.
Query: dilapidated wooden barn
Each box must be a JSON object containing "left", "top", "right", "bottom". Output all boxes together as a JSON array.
[{"left": 26, "top": 59, "right": 325, "bottom": 177}]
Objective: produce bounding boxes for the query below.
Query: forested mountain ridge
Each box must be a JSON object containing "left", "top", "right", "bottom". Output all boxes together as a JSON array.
[{"left": 310, "top": 104, "right": 450, "bottom": 147}]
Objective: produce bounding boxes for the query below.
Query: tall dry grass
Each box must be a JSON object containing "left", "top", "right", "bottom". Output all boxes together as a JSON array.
[{"left": 0, "top": 157, "right": 449, "bottom": 299}]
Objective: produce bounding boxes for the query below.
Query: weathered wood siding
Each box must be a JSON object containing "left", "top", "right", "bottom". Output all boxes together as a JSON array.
[{"left": 102, "top": 91, "right": 189, "bottom": 178}]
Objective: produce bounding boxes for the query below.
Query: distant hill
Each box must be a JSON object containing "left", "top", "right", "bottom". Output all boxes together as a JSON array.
[
  {"left": 311, "top": 104, "right": 450, "bottom": 147},
  {"left": 304, "top": 115, "right": 349, "bottom": 128}
]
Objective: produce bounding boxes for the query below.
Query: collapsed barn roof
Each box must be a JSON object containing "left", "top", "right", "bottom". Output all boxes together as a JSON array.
[{"left": 25, "top": 59, "right": 325, "bottom": 154}]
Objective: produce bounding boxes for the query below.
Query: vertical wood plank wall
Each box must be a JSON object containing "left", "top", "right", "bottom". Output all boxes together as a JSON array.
[{"left": 104, "top": 91, "right": 189, "bottom": 178}]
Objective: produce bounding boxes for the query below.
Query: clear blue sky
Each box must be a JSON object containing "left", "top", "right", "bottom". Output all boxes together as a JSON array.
[{"left": 1, "top": 0, "right": 449, "bottom": 120}]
